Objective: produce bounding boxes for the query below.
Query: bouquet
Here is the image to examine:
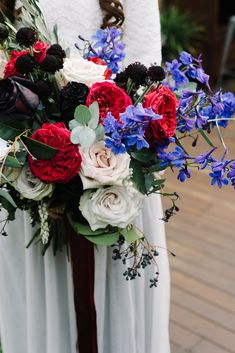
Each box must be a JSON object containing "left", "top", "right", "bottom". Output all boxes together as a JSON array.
[{"left": 0, "top": 0, "right": 235, "bottom": 287}]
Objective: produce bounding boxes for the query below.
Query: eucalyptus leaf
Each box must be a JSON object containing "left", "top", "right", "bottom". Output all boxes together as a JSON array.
[
  {"left": 21, "top": 136, "right": 57, "bottom": 160},
  {"left": 70, "top": 126, "right": 96, "bottom": 147},
  {"left": 84, "top": 232, "right": 120, "bottom": 246},
  {"left": 95, "top": 124, "right": 105, "bottom": 141},
  {"left": 5, "top": 156, "right": 21, "bottom": 168},
  {"left": 0, "top": 189, "right": 17, "bottom": 208},
  {"left": 175, "top": 82, "right": 197, "bottom": 98},
  {"left": 74, "top": 105, "right": 92, "bottom": 125},
  {"left": 68, "top": 119, "right": 82, "bottom": 130},
  {"left": 88, "top": 102, "right": 99, "bottom": 129},
  {"left": 120, "top": 227, "right": 142, "bottom": 244}
]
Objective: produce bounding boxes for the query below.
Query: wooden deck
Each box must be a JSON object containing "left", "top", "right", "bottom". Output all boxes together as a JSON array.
[{"left": 163, "top": 125, "right": 235, "bottom": 353}]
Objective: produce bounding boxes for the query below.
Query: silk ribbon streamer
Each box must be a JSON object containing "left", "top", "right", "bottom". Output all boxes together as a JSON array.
[{"left": 68, "top": 223, "right": 98, "bottom": 353}]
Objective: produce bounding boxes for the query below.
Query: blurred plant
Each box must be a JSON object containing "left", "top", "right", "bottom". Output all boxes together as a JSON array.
[{"left": 161, "top": 6, "right": 204, "bottom": 60}]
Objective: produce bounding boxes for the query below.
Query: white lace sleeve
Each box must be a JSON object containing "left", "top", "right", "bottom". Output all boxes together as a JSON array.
[
  {"left": 122, "top": 0, "right": 162, "bottom": 66},
  {"left": 19, "top": 0, "right": 103, "bottom": 49}
]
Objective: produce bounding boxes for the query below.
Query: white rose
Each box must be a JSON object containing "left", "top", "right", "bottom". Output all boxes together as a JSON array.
[
  {"left": 79, "top": 141, "right": 130, "bottom": 189},
  {"left": 79, "top": 185, "right": 143, "bottom": 230},
  {"left": 0, "top": 50, "right": 7, "bottom": 78},
  {"left": 0, "top": 167, "right": 21, "bottom": 185},
  {"left": 0, "top": 138, "right": 11, "bottom": 162},
  {"left": 14, "top": 165, "right": 54, "bottom": 201},
  {"left": 60, "top": 55, "right": 106, "bottom": 87}
]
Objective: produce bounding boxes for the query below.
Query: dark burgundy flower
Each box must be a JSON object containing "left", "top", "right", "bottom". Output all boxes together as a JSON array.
[
  {"left": 15, "top": 54, "right": 36, "bottom": 74},
  {"left": 125, "top": 62, "right": 147, "bottom": 85},
  {"left": 60, "top": 82, "right": 89, "bottom": 122},
  {"left": 147, "top": 65, "right": 165, "bottom": 82},
  {"left": 4, "top": 50, "right": 30, "bottom": 78},
  {"left": 40, "top": 55, "right": 63, "bottom": 73},
  {"left": 47, "top": 44, "right": 66, "bottom": 59},
  {"left": 16, "top": 27, "right": 36, "bottom": 46},
  {"left": 0, "top": 77, "right": 39, "bottom": 121}
]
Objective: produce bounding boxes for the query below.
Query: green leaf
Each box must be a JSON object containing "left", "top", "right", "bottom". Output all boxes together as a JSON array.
[
  {"left": 95, "top": 124, "right": 105, "bottom": 141},
  {"left": 130, "top": 159, "right": 146, "bottom": 194},
  {"left": 68, "top": 216, "right": 106, "bottom": 236},
  {"left": 120, "top": 227, "right": 142, "bottom": 244},
  {"left": 5, "top": 155, "right": 21, "bottom": 168},
  {"left": 21, "top": 136, "right": 58, "bottom": 160},
  {"left": 144, "top": 173, "right": 155, "bottom": 191},
  {"left": 131, "top": 149, "right": 156, "bottom": 163},
  {"left": 198, "top": 128, "right": 215, "bottom": 148},
  {"left": 68, "top": 119, "right": 81, "bottom": 130},
  {"left": 149, "top": 162, "right": 166, "bottom": 172},
  {"left": 74, "top": 105, "right": 92, "bottom": 125},
  {"left": 70, "top": 126, "right": 96, "bottom": 147},
  {"left": 0, "top": 189, "right": 17, "bottom": 208},
  {"left": 0, "top": 122, "right": 21, "bottom": 141},
  {"left": 175, "top": 82, "right": 197, "bottom": 98},
  {"left": 84, "top": 232, "right": 120, "bottom": 246},
  {"left": 88, "top": 102, "right": 100, "bottom": 129}
]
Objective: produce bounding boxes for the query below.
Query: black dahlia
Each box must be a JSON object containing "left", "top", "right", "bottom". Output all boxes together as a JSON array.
[
  {"left": 125, "top": 62, "right": 147, "bottom": 85},
  {"left": 40, "top": 55, "right": 63, "bottom": 73},
  {"left": 47, "top": 44, "right": 66, "bottom": 59},
  {"left": 60, "top": 82, "right": 89, "bottom": 123},
  {"left": 16, "top": 27, "right": 36, "bottom": 46},
  {"left": 147, "top": 65, "right": 165, "bottom": 82},
  {"left": 15, "top": 54, "right": 36, "bottom": 74}
]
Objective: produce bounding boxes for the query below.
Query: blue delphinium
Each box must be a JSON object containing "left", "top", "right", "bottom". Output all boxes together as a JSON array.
[
  {"left": 103, "top": 104, "right": 161, "bottom": 154},
  {"left": 87, "top": 27, "right": 125, "bottom": 74},
  {"left": 212, "top": 91, "right": 235, "bottom": 128},
  {"left": 158, "top": 146, "right": 192, "bottom": 168},
  {"left": 194, "top": 148, "right": 217, "bottom": 169},
  {"left": 178, "top": 165, "right": 191, "bottom": 182},
  {"left": 227, "top": 162, "right": 235, "bottom": 188},
  {"left": 165, "top": 59, "right": 188, "bottom": 90},
  {"left": 209, "top": 159, "right": 230, "bottom": 188},
  {"left": 165, "top": 51, "right": 210, "bottom": 91}
]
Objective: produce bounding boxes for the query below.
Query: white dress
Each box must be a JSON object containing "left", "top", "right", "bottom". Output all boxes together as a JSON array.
[{"left": 0, "top": 1, "right": 170, "bottom": 353}]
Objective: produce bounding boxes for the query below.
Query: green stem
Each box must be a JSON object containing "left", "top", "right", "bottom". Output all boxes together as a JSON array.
[
  {"left": 198, "top": 128, "right": 215, "bottom": 148},
  {"left": 134, "top": 84, "right": 152, "bottom": 106},
  {"left": 174, "top": 134, "right": 188, "bottom": 154}
]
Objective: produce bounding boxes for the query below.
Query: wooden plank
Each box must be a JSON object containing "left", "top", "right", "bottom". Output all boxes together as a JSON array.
[
  {"left": 171, "top": 342, "right": 187, "bottom": 353},
  {"left": 172, "top": 286, "right": 235, "bottom": 332},
  {"left": 193, "top": 340, "right": 233, "bottom": 353},
  {"left": 171, "top": 257, "right": 235, "bottom": 296},
  {"left": 170, "top": 321, "right": 201, "bottom": 350},
  {"left": 168, "top": 218, "right": 235, "bottom": 252},
  {"left": 167, "top": 229, "right": 235, "bottom": 267},
  {"left": 171, "top": 304, "right": 235, "bottom": 352},
  {"left": 168, "top": 240, "right": 235, "bottom": 281},
  {"left": 171, "top": 271, "right": 235, "bottom": 313}
]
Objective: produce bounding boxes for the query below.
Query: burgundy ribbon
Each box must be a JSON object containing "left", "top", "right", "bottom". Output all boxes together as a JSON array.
[{"left": 68, "top": 223, "right": 98, "bottom": 353}]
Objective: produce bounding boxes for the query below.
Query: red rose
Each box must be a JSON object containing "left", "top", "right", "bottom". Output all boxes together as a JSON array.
[
  {"left": 143, "top": 85, "right": 178, "bottom": 144},
  {"left": 33, "top": 41, "right": 50, "bottom": 64},
  {"left": 28, "top": 122, "right": 82, "bottom": 183},
  {"left": 4, "top": 50, "right": 30, "bottom": 78},
  {"left": 88, "top": 57, "right": 112, "bottom": 79},
  {"left": 86, "top": 81, "right": 132, "bottom": 122}
]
